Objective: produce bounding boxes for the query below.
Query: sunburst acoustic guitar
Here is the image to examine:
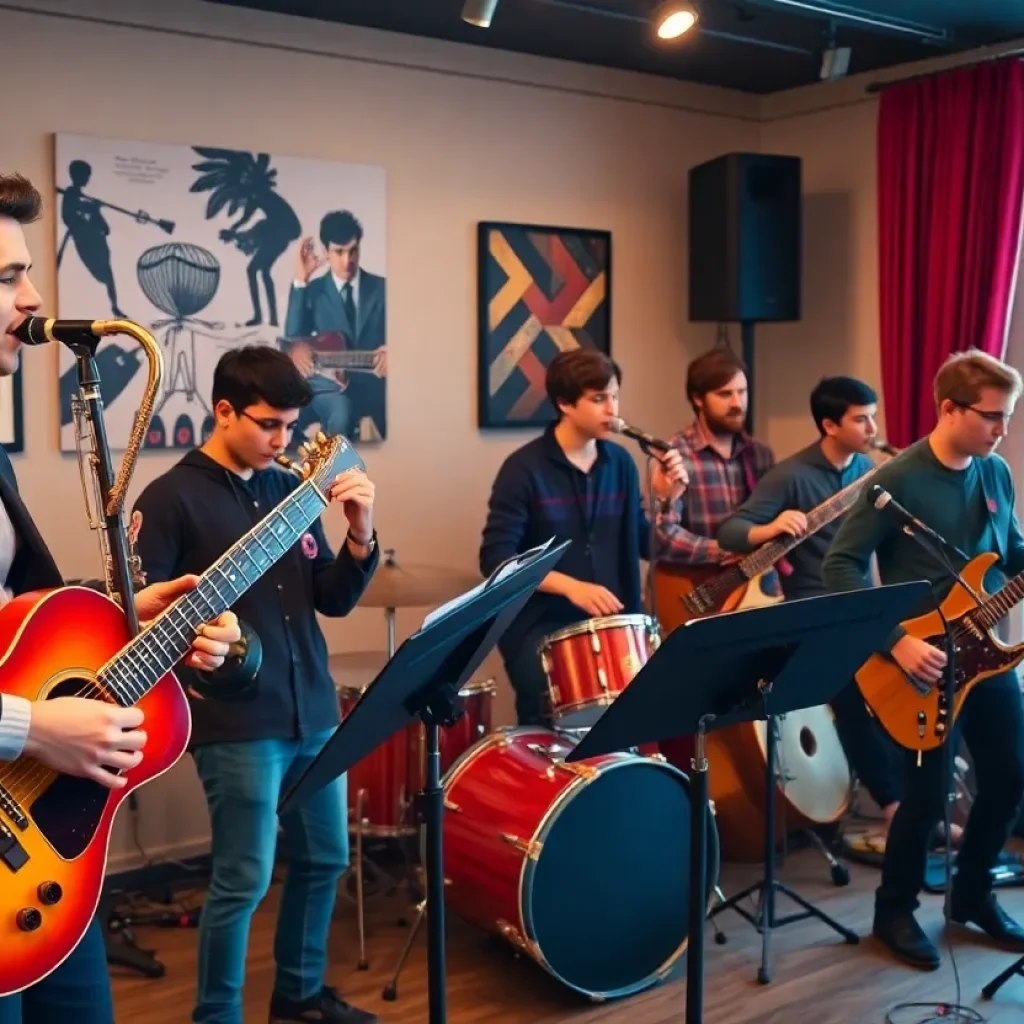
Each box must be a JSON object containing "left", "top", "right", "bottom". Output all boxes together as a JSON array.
[{"left": 0, "top": 433, "right": 360, "bottom": 998}]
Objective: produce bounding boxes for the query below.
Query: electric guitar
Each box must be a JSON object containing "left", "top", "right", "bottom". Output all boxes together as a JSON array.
[
  {"left": 651, "top": 462, "right": 883, "bottom": 634},
  {"left": 0, "top": 433, "right": 362, "bottom": 997},
  {"left": 854, "top": 551, "right": 1024, "bottom": 752},
  {"left": 282, "top": 332, "right": 379, "bottom": 391}
]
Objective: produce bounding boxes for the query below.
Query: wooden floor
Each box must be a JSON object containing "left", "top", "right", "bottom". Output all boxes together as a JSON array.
[{"left": 109, "top": 843, "right": 1024, "bottom": 1023}]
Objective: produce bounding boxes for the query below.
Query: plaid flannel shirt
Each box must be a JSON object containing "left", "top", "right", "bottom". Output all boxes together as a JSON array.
[{"left": 656, "top": 420, "right": 776, "bottom": 565}]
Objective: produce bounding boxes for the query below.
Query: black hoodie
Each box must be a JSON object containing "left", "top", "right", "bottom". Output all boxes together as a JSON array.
[{"left": 131, "top": 449, "right": 378, "bottom": 746}]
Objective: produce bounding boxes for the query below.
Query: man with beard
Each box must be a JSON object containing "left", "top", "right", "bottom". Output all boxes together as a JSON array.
[{"left": 654, "top": 347, "right": 776, "bottom": 586}]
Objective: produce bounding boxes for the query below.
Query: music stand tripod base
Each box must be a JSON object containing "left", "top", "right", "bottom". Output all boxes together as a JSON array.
[{"left": 707, "top": 699, "right": 859, "bottom": 985}]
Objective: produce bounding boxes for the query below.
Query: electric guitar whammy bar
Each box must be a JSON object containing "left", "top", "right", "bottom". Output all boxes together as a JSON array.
[
  {"left": 0, "top": 433, "right": 361, "bottom": 997},
  {"left": 855, "top": 550, "right": 1024, "bottom": 752}
]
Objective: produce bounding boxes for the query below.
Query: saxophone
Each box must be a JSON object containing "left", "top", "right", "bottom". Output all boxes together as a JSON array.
[{"left": 18, "top": 316, "right": 164, "bottom": 632}]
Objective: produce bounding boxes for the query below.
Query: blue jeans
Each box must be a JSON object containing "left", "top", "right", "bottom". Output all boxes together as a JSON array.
[
  {"left": 191, "top": 730, "right": 349, "bottom": 1024},
  {"left": 0, "top": 917, "right": 113, "bottom": 1023}
]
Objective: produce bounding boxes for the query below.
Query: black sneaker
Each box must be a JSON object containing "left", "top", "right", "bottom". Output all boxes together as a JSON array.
[{"left": 269, "top": 986, "right": 379, "bottom": 1024}]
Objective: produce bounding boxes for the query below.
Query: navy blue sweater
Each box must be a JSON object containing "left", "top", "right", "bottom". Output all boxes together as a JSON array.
[
  {"left": 479, "top": 426, "right": 650, "bottom": 659},
  {"left": 132, "top": 449, "right": 378, "bottom": 746}
]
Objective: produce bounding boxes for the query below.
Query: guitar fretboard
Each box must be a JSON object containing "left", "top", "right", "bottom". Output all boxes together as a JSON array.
[
  {"left": 969, "top": 571, "right": 1024, "bottom": 631},
  {"left": 97, "top": 480, "right": 328, "bottom": 706},
  {"left": 741, "top": 466, "right": 880, "bottom": 580}
]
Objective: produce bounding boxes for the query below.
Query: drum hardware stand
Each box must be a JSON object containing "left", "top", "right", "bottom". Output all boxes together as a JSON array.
[{"left": 709, "top": 681, "right": 860, "bottom": 985}]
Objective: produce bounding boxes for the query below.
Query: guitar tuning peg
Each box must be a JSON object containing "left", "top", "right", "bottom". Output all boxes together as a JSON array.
[
  {"left": 274, "top": 454, "right": 302, "bottom": 477},
  {"left": 315, "top": 430, "right": 328, "bottom": 444}
]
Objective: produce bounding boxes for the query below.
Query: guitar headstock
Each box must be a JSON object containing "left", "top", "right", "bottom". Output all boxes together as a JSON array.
[{"left": 275, "top": 431, "right": 365, "bottom": 488}]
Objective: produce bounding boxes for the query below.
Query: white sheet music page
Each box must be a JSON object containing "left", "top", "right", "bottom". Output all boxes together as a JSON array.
[{"left": 418, "top": 538, "right": 555, "bottom": 631}]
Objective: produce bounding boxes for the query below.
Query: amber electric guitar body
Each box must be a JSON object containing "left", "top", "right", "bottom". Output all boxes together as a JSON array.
[
  {"left": 649, "top": 562, "right": 779, "bottom": 635},
  {"left": 855, "top": 552, "right": 1024, "bottom": 752}
]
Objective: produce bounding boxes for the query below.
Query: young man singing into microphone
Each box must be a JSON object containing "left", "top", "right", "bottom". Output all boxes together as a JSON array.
[
  {"left": 0, "top": 174, "right": 242, "bottom": 1023},
  {"left": 823, "top": 350, "right": 1024, "bottom": 970},
  {"left": 479, "top": 347, "right": 687, "bottom": 726}
]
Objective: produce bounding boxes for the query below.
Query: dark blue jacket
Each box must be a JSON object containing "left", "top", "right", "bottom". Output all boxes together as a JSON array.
[
  {"left": 479, "top": 427, "right": 650, "bottom": 658},
  {"left": 132, "top": 449, "right": 378, "bottom": 746}
]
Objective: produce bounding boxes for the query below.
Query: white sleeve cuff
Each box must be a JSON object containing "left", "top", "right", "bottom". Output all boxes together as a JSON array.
[
  {"left": 292, "top": 280, "right": 307, "bottom": 288},
  {"left": 0, "top": 694, "right": 31, "bottom": 760}
]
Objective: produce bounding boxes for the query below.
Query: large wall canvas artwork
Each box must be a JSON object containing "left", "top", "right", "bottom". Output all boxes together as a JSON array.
[
  {"left": 54, "top": 132, "right": 387, "bottom": 452},
  {"left": 477, "top": 221, "right": 611, "bottom": 428}
]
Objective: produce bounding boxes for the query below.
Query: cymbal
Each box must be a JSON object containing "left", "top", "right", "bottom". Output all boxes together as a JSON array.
[{"left": 361, "top": 552, "right": 483, "bottom": 608}]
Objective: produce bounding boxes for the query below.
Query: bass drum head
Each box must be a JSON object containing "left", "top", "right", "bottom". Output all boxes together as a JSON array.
[{"left": 523, "top": 757, "right": 719, "bottom": 999}]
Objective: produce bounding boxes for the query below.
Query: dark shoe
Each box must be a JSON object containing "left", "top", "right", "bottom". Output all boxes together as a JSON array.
[
  {"left": 269, "top": 986, "right": 379, "bottom": 1024},
  {"left": 872, "top": 911, "right": 941, "bottom": 970},
  {"left": 949, "top": 892, "right": 1024, "bottom": 951}
]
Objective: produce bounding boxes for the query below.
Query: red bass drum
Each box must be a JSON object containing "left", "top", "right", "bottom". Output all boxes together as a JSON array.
[{"left": 440, "top": 726, "right": 719, "bottom": 999}]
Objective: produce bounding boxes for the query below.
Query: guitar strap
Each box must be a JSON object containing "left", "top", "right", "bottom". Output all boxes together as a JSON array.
[{"left": 976, "top": 456, "right": 1008, "bottom": 564}]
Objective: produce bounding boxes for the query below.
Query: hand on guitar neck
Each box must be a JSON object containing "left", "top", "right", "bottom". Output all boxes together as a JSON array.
[{"left": 745, "top": 509, "right": 808, "bottom": 546}]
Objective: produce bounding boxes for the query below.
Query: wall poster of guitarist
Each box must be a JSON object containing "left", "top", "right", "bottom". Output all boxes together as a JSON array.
[
  {"left": 823, "top": 350, "right": 1024, "bottom": 973},
  {"left": 715, "top": 376, "right": 907, "bottom": 845},
  {"left": 282, "top": 209, "right": 387, "bottom": 446}
]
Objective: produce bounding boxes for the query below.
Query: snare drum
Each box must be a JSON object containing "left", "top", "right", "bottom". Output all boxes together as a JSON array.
[
  {"left": 539, "top": 614, "right": 660, "bottom": 727},
  {"left": 338, "top": 675, "right": 498, "bottom": 838},
  {"left": 339, "top": 682, "right": 421, "bottom": 837},
  {"left": 440, "top": 726, "right": 719, "bottom": 1000}
]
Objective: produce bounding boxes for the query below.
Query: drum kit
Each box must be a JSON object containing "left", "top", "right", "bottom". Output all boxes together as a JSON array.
[{"left": 334, "top": 549, "right": 856, "bottom": 1004}]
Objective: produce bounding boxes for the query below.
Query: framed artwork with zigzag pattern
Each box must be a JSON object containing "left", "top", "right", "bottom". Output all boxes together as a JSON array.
[{"left": 477, "top": 221, "right": 611, "bottom": 429}]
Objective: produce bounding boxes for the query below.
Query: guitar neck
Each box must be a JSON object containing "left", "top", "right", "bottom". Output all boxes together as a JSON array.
[
  {"left": 971, "top": 570, "right": 1024, "bottom": 631},
  {"left": 98, "top": 480, "right": 328, "bottom": 703},
  {"left": 317, "top": 352, "right": 375, "bottom": 369},
  {"left": 740, "top": 465, "right": 881, "bottom": 580}
]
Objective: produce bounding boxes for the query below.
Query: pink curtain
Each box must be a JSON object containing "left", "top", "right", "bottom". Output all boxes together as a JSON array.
[{"left": 877, "top": 57, "right": 1024, "bottom": 447}]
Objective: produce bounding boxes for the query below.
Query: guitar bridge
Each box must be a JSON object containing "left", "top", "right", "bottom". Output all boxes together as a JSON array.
[{"left": 0, "top": 781, "right": 27, "bottom": 831}]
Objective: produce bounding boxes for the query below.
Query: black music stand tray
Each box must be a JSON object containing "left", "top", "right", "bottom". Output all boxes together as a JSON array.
[
  {"left": 567, "top": 580, "right": 930, "bottom": 1023},
  {"left": 279, "top": 538, "right": 570, "bottom": 1024}
]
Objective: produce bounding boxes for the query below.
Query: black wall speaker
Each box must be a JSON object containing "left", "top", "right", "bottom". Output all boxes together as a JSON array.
[{"left": 688, "top": 152, "right": 802, "bottom": 323}]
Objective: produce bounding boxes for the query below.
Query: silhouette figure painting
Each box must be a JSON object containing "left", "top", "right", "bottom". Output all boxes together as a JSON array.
[
  {"left": 57, "top": 160, "right": 174, "bottom": 318},
  {"left": 189, "top": 148, "right": 301, "bottom": 327}
]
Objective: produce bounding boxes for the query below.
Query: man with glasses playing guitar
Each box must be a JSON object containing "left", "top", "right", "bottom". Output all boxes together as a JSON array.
[{"left": 823, "top": 350, "right": 1024, "bottom": 971}]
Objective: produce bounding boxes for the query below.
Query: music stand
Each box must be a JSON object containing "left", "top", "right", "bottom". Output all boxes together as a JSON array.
[
  {"left": 279, "top": 538, "right": 570, "bottom": 1024},
  {"left": 567, "top": 581, "right": 929, "bottom": 1023}
]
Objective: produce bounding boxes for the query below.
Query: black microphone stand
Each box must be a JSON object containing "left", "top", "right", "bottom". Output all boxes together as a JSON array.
[{"left": 888, "top": 522, "right": 980, "bottom": 926}]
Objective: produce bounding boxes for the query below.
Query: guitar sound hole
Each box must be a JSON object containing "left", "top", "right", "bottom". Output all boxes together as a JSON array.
[{"left": 28, "top": 678, "right": 119, "bottom": 860}]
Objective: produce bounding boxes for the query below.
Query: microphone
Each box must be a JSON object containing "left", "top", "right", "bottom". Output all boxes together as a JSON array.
[
  {"left": 13, "top": 316, "right": 112, "bottom": 347},
  {"left": 867, "top": 484, "right": 963, "bottom": 557},
  {"left": 609, "top": 416, "right": 671, "bottom": 454}
]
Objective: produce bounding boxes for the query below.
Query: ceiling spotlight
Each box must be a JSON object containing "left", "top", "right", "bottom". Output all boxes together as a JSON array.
[
  {"left": 653, "top": 1, "right": 698, "bottom": 40},
  {"left": 462, "top": 0, "right": 500, "bottom": 28}
]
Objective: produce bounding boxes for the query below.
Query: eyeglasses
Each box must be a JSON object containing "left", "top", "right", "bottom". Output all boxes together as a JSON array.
[
  {"left": 239, "top": 410, "right": 298, "bottom": 433},
  {"left": 954, "top": 401, "right": 1013, "bottom": 425}
]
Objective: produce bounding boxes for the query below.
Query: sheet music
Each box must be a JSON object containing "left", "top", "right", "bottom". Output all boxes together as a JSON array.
[{"left": 418, "top": 538, "right": 555, "bottom": 631}]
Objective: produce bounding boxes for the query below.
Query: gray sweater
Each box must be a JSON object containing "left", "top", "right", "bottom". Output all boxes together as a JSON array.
[{"left": 717, "top": 442, "right": 875, "bottom": 601}]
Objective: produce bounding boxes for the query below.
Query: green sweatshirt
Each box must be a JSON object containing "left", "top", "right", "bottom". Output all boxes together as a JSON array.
[{"left": 821, "top": 437, "right": 1024, "bottom": 648}]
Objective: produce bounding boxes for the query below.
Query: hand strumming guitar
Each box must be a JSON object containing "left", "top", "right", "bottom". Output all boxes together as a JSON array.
[{"left": 20, "top": 574, "right": 240, "bottom": 788}]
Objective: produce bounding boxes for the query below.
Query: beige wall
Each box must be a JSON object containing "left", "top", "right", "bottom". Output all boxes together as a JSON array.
[
  {"left": 0, "top": 0, "right": 760, "bottom": 868},
  {"left": 3, "top": 0, "right": 1022, "bottom": 869}
]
